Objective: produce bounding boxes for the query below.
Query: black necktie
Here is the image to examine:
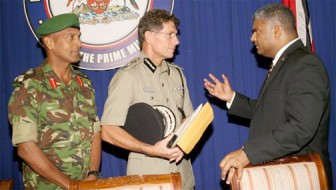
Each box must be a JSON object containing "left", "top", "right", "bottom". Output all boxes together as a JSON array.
[{"left": 267, "top": 64, "right": 275, "bottom": 79}]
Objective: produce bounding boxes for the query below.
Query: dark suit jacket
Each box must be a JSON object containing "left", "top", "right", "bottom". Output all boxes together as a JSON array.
[{"left": 229, "top": 40, "right": 331, "bottom": 180}]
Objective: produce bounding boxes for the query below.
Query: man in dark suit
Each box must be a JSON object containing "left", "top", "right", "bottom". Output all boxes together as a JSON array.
[{"left": 204, "top": 3, "right": 331, "bottom": 187}]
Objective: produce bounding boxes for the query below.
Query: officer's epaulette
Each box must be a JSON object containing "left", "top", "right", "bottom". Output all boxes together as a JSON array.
[
  {"left": 74, "top": 69, "right": 89, "bottom": 79},
  {"left": 121, "top": 57, "right": 141, "bottom": 70},
  {"left": 13, "top": 68, "right": 42, "bottom": 87},
  {"left": 167, "top": 62, "right": 183, "bottom": 70}
]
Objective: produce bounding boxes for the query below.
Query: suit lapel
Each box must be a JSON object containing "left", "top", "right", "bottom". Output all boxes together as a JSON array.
[{"left": 255, "top": 40, "right": 304, "bottom": 109}]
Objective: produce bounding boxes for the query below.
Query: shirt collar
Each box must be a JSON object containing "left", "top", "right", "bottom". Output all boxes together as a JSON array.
[
  {"left": 42, "top": 61, "right": 76, "bottom": 76},
  {"left": 41, "top": 61, "right": 58, "bottom": 78},
  {"left": 272, "top": 38, "right": 300, "bottom": 66},
  {"left": 141, "top": 52, "right": 170, "bottom": 75},
  {"left": 41, "top": 60, "right": 78, "bottom": 89}
]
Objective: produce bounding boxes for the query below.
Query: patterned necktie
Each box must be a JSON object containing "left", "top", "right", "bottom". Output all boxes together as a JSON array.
[{"left": 267, "top": 64, "right": 275, "bottom": 79}]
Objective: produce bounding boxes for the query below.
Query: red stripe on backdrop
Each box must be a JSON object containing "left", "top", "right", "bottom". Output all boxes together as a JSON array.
[
  {"left": 283, "top": 0, "right": 297, "bottom": 17},
  {"left": 282, "top": 0, "right": 315, "bottom": 52}
]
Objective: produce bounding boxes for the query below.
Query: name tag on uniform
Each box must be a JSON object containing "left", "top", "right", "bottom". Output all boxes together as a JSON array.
[{"left": 143, "top": 87, "right": 155, "bottom": 93}]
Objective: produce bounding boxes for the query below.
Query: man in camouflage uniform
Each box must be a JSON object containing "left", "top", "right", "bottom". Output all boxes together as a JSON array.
[
  {"left": 101, "top": 10, "right": 195, "bottom": 189},
  {"left": 8, "top": 13, "right": 101, "bottom": 189}
]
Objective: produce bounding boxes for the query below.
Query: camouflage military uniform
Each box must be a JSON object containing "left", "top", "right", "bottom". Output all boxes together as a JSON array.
[{"left": 8, "top": 61, "right": 100, "bottom": 189}]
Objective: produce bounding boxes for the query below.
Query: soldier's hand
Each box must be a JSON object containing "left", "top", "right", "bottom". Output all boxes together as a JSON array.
[{"left": 84, "top": 175, "right": 98, "bottom": 181}]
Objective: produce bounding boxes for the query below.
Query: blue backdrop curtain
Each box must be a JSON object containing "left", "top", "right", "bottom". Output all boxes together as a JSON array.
[{"left": 1, "top": 0, "right": 335, "bottom": 189}]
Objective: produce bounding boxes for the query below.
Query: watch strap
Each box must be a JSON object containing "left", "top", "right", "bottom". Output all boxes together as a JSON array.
[{"left": 87, "top": 170, "right": 101, "bottom": 178}]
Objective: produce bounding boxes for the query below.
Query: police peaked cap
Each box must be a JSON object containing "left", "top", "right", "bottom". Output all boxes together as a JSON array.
[{"left": 35, "top": 13, "right": 80, "bottom": 36}]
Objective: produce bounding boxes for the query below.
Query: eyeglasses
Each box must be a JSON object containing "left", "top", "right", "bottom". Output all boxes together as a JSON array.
[{"left": 155, "top": 32, "right": 180, "bottom": 40}]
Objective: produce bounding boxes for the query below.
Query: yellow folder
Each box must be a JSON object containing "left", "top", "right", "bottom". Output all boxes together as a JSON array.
[{"left": 168, "top": 102, "right": 214, "bottom": 154}]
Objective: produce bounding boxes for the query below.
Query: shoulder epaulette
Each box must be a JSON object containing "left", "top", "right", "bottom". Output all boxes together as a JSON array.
[
  {"left": 13, "top": 68, "right": 42, "bottom": 87},
  {"left": 74, "top": 69, "right": 89, "bottom": 79},
  {"left": 121, "top": 57, "right": 141, "bottom": 70},
  {"left": 167, "top": 62, "right": 183, "bottom": 70}
]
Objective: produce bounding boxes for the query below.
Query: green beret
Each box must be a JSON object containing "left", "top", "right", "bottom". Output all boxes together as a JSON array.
[{"left": 36, "top": 13, "right": 80, "bottom": 36}]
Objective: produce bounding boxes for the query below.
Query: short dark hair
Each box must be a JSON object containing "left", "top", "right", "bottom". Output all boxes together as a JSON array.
[
  {"left": 253, "top": 3, "right": 296, "bottom": 33},
  {"left": 138, "top": 9, "right": 180, "bottom": 48}
]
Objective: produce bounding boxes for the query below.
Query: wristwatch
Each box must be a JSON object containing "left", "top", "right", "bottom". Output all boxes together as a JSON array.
[{"left": 87, "top": 170, "right": 102, "bottom": 179}]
